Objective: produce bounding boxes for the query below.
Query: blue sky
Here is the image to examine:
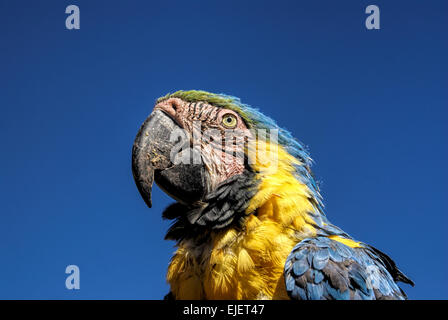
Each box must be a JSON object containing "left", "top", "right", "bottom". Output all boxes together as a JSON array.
[{"left": 0, "top": 0, "right": 446, "bottom": 299}]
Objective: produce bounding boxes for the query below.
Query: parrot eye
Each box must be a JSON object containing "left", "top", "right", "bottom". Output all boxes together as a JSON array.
[{"left": 221, "top": 113, "right": 237, "bottom": 128}]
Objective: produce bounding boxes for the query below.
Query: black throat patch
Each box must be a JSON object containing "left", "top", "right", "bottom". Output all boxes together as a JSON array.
[{"left": 162, "top": 168, "right": 259, "bottom": 241}]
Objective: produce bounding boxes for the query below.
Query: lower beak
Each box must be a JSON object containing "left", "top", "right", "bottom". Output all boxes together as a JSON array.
[{"left": 132, "top": 110, "right": 207, "bottom": 208}]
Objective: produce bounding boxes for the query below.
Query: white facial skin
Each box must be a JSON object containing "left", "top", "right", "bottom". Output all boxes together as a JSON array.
[{"left": 154, "top": 98, "right": 252, "bottom": 189}]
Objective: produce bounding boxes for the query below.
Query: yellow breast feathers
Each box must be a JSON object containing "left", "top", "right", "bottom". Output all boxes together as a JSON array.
[{"left": 167, "top": 143, "right": 325, "bottom": 299}]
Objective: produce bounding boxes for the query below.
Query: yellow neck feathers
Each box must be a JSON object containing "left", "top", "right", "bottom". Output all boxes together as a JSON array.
[{"left": 166, "top": 143, "right": 320, "bottom": 299}]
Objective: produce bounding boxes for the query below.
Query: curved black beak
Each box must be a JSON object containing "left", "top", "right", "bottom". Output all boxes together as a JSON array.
[{"left": 132, "top": 110, "right": 207, "bottom": 208}]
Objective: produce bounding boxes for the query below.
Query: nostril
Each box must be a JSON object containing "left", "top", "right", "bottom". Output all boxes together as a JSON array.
[
  {"left": 171, "top": 102, "right": 177, "bottom": 112},
  {"left": 157, "top": 99, "right": 180, "bottom": 117}
]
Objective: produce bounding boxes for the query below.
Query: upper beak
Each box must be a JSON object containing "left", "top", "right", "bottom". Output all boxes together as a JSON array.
[{"left": 132, "top": 110, "right": 207, "bottom": 208}]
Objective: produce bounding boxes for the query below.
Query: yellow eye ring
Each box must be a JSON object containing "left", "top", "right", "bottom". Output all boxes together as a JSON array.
[{"left": 221, "top": 113, "right": 238, "bottom": 128}]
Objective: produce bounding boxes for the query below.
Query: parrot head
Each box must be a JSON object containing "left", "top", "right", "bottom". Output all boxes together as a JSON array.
[{"left": 132, "top": 90, "right": 322, "bottom": 235}]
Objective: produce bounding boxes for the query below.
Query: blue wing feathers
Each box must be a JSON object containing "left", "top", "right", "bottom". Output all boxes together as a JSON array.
[
  {"left": 292, "top": 258, "right": 309, "bottom": 277},
  {"left": 312, "top": 248, "right": 329, "bottom": 270},
  {"left": 312, "top": 269, "right": 324, "bottom": 284},
  {"left": 284, "top": 237, "right": 409, "bottom": 300}
]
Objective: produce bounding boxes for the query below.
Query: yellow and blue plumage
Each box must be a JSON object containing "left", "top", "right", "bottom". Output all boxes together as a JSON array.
[{"left": 132, "top": 90, "right": 414, "bottom": 300}]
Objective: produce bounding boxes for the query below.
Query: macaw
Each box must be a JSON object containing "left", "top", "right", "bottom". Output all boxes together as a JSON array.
[{"left": 132, "top": 90, "right": 414, "bottom": 300}]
